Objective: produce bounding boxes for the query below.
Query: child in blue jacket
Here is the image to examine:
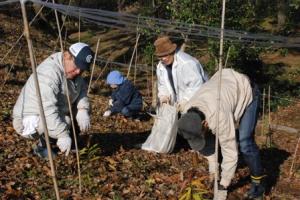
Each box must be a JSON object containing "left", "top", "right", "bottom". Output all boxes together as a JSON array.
[{"left": 103, "top": 70, "right": 143, "bottom": 118}]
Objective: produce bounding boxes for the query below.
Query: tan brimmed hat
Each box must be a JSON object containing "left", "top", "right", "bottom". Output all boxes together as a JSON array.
[{"left": 154, "top": 36, "right": 177, "bottom": 57}]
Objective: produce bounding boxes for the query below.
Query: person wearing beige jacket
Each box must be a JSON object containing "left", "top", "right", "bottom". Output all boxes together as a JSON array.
[{"left": 178, "top": 69, "right": 264, "bottom": 200}]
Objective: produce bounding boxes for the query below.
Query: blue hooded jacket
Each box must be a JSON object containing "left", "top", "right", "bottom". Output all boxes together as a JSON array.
[{"left": 110, "top": 79, "right": 143, "bottom": 114}]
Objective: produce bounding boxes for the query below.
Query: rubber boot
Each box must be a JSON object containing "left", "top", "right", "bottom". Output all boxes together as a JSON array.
[{"left": 244, "top": 175, "right": 265, "bottom": 200}]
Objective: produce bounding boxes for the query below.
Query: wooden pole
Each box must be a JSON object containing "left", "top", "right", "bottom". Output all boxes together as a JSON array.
[
  {"left": 146, "top": 58, "right": 150, "bottom": 98},
  {"left": 289, "top": 135, "right": 300, "bottom": 179},
  {"left": 63, "top": 25, "right": 68, "bottom": 49},
  {"left": 224, "top": 46, "right": 231, "bottom": 68},
  {"left": 214, "top": 0, "right": 226, "bottom": 196},
  {"left": 51, "top": 0, "right": 82, "bottom": 192},
  {"left": 268, "top": 85, "right": 271, "bottom": 127},
  {"left": 133, "top": 17, "right": 140, "bottom": 84},
  {"left": 126, "top": 33, "right": 140, "bottom": 78},
  {"left": 151, "top": 54, "right": 154, "bottom": 99},
  {"left": 93, "top": 59, "right": 110, "bottom": 87},
  {"left": 88, "top": 37, "right": 100, "bottom": 95},
  {"left": 78, "top": 10, "right": 81, "bottom": 42},
  {"left": 0, "top": 4, "right": 46, "bottom": 65},
  {"left": 267, "top": 85, "right": 272, "bottom": 147},
  {"left": 261, "top": 88, "right": 265, "bottom": 136},
  {"left": 52, "top": 0, "right": 72, "bottom": 53},
  {"left": 0, "top": 46, "right": 21, "bottom": 93},
  {"left": 151, "top": 54, "right": 157, "bottom": 108},
  {"left": 20, "top": 1, "right": 60, "bottom": 199},
  {"left": 134, "top": 40, "right": 138, "bottom": 85}
]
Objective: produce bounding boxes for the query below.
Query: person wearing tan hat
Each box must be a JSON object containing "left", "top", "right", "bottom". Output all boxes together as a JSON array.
[{"left": 154, "top": 36, "right": 208, "bottom": 109}]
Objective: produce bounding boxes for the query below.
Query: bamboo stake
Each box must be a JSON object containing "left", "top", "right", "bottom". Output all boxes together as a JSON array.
[
  {"left": 133, "top": 17, "right": 140, "bottom": 84},
  {"left": 268, "top": 85, "right": 271, "bottom": 127},
  {"left": 126, "top": 33, "right": 140, "bottom": 78},
  {"left": 133, "top": 40, "right": 138, "bottom": 85},
  {"left": 20, "top": 1, "right": 60, "bottom": 199},
  {"left": 0, "top": 46, "right": 21, "bottom": 93},
  {"left": 92, "top": 59, "right": 110, "bottom": 87},
  {"left": 151, "top": 54, "right": 156, "bottom": 108},
  {"left": 289, "top": 135, "right": 300, "bottom": 179},
  {"left": 52, "top": 0, "right": 73, "bottom": 53},
  {"left": 146, "top": 57, "right": 150, "bottom": 98},
  {"left": 224, "top": 46, "right": 232, "bottom": 68},
  {"left": 261, "top": 88, "right": 265, "bottom": 136},
  {"left": 51, "top": 0, "right": 82, "bottom": 192},
  {"left": 86, "top": 37, "right": 100, "bottom": 149},
  {"left": 214, "top": 0, "right": 226, "bottom": 196},
  {"left": 63, "top": 24, "right": 68, "bottom": 49},
  {"left": 0, "top": 2, "right": 47, "bottom": 65},
  {"left": 88, "top": 37, "right": 100, "bottom": 95},
  {"left": 267, "top": 85, "right": 272, "bottom": 147},
  {"left": 151, "top": 54, "right": 154, "bottom": 99},
  {"left": 78, "top": 10, "right": 81, "bottom": 42}
]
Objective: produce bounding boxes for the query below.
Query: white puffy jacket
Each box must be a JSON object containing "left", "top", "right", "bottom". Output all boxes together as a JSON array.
[
  {"left": 156, "top": 50, "right": 207, "bottom": 105},
  {"left": 13, "top": 52, "right": 89, "bottom": 139}
]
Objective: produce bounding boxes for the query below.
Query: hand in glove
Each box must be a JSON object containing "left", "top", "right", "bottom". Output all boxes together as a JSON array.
[
  {"left": 176, "top": 100, "right": 188, "bottom": 112},
  {"left": 76, "top": 109, "right": 90, "bottom": 132},
  {"left": 213, "top": 184, "right": 228, "bottom": 200},
  {"left": 57, "top": 136, "right": 71, "bottom": 156},
  {"left": 159, "top": 95, "right": 170, "bottom": 105},
  {"left": 108, "top": 98, "right": 113, "bottom": 107},
  {"left": 103, "top": 110, "right": 112, "bottom": 117}
]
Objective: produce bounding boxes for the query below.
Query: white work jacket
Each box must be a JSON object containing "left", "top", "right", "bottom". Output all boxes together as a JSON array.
[
  {"left": 13, "top": 52, "right": 89, "bottom": 139},
  {"left": 156, "top": 50, "right": 207, "bottom": 105}
]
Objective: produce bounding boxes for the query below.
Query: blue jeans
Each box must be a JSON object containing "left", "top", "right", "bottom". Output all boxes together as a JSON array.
[
  {"left": 238, "top": 84, "right": 263, "bottom": 176},
  {"left": 121, "top": 106, "right": 140, "bottom": 117}
]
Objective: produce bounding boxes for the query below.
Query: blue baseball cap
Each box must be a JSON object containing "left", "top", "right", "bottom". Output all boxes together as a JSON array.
[
  {"left": 106, "top": 70, "right": 125, "bottom": 85},
  {"left": 69, "top": 42, "right": 94, "bottom": 71}
]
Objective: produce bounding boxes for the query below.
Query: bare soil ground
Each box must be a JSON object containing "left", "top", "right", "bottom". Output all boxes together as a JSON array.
[{"left": 0, "top": 10, "right": 299, "bottom": 200}]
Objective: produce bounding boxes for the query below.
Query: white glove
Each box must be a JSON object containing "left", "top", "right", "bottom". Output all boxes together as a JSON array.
[
  {"left": 176, "top": 100, "right": 188, "bottom": 112},
  {"left": 103, "top": 110, "right": 112, "bottom": 117},
  {"left": 108, "top": 98, "right": 113, "bottom": 107},
  {"left": 213, "top": 185, "right": 228, "bottom": 200},
  {"left": 159, "top": 95, "right": 170, "bottom": 104},
  {"left": 76, "top": 109, "right": 90, "bottom": 132},
  {"left": 21, "top": 115, "right": 40, "bottom": 139},
  {"left": 57, "top": 136, "right": 71, "bottom": 156}
]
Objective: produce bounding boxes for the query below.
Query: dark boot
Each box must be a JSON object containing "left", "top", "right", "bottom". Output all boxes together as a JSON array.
[
  {"left": 244, "top": 176, "right": 265, "bottom": 200},
  {"left": 33, "top": 135, "right": 56, "bottom": 160}
]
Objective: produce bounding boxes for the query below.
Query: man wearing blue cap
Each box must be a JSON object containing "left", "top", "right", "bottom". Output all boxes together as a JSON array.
[
  {"left": 13, "top": 42, "right": 94, "bottom": 158},
  {"left": 178, "top": 69, "right": 265, "bottom": 200},
  {"left": 103, "top": 70, "right": 142, "bottom": 118}
]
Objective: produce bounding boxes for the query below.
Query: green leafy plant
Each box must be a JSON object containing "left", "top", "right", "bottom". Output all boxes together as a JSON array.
[
  {"left": 79, "top": 143, "right": 101, "bottom": 162},
  {"left": 179, "top": 179, "right": 210, "bottom": 200}
]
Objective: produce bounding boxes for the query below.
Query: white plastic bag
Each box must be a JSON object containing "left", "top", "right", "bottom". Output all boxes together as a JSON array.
[{"left": 142, "top": 104, "right": 178, "bottom": 153}]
